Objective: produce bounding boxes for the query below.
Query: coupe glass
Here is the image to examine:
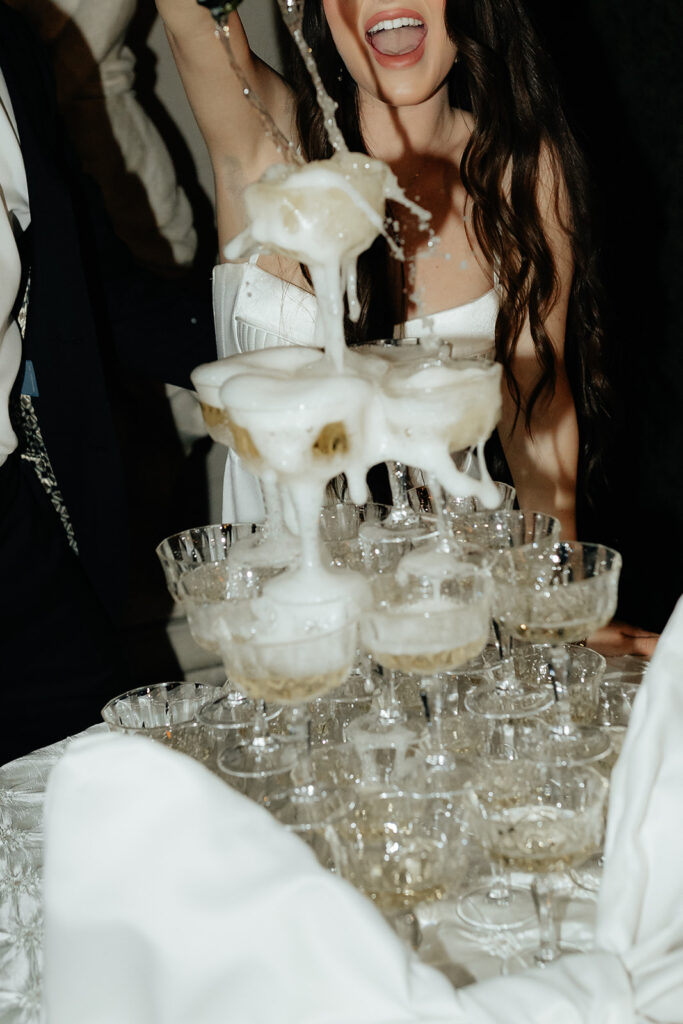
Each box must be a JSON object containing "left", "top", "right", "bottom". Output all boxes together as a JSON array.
[
  {"left": 499, "top": 644, "right": 606, "bottom": 727},
  {"left": 456, "top": 757, "right": 537, "bottom": 931},
  {"left": 337, "top": 788, "right": 471, "bottom": 947},
  {"left": 101, "top": 681, "right": 220, "bottom": 761},
  {"left": 569, "top": 679, "right": 640, "bottom": 893},
  {"left": 265, "top": 783, "right": 355, "bottom": 873},
  {"left": 215, "top": 593, "right": 360, "bottom": 779},
  {"left": 408, "top": 481, "right": 517, "bottom": 520},
  {"left": 177, "top": 562, "right": 266, "bottom": 728},
  {"left": 357, "top": 335, "right": 445, "bottom": 531},
  {"left": 340, "top": 503, "right": 437, "bottom": 733},
  {"left": 491, "top": 542, "right": 622, "bottom": 764},
  {"left": 351, "top": 560, "right": 491, "bottom": 764},
  {"left": 449, "top": 509, "right": 560, "bottom": 555},
  {"left": 156, "top": 522, "right": 263, "bottom": 725},
  {"left": 474, "top": 762, "right": 608, "bottom": 969},
  {"left": 155, "top": 522, "right": 260, "bottom": 601}
]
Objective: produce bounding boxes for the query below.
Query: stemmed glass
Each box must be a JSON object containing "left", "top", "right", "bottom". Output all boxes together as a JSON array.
[
  {"left": 463, "top": 512, "right": 562, "bottom": 719},
  {"left": 473, "top": 761, "right": 608, "bottom": 969},
  {"left": 458, "top": 649, "right": 605, "bottom": 934},
  {"left": 449, "top": 509, "right": 560, "bottom": 556},
  {"left": 343, "top": 502, "right": 437, "bottom": 733},
  {"left": 408, "top": 480, "right": 517, "bottom": 521},
  {"left": 155, "top": 522, "right": 261, "bottom": 601},
  {"left": 491, "top": 541, "right": 622, "bottom": 764},
  {"left": 355, "top": 560, "right": 492, "bottom": 776},
  {"left": 213, "top": 583, "right": 360, "bottom": 779},
  {"left": 156, "top": 522, "right": 262, "bottom": 725},
  {"left": 356, "top": 336, "right": 445, "bottom": 531},
  {"left": 569, "top": 677, "right": 640, "bottom": 893},
  {"left": 336, "top": 787, "right": 472, "bottom": 948}
]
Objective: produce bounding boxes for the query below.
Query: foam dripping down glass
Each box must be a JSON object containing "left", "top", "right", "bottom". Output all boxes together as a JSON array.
[{"left": 190, "top": 0, "right": 504, "bottom": 714}]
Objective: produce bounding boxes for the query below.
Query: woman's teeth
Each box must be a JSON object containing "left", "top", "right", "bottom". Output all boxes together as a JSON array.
[
  {"left": 367, "top": 16, "right": 424, "bottom": 35},
  {"left": 367, "top": 18, "right": 426, "bottom": 57}
]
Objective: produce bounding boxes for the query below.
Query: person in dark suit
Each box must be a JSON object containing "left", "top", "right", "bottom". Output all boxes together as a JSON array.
[{"left": 0, "top": 1, "right": 216, "bottom": 764}]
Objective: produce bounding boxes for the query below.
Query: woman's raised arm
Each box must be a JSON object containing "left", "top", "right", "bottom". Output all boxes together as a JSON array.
[{"left": 155, "top": 0, "right": 294, "bottom": 248}]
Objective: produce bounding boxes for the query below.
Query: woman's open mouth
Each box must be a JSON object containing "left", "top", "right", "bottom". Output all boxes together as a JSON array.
[{"left": 365, "top": 11, "right": 427, "bottom": 66}]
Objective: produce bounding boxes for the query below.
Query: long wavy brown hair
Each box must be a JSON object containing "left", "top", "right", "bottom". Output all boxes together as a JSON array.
[{"left": 283, "top": 0, "right": 610, "bottom": 504}]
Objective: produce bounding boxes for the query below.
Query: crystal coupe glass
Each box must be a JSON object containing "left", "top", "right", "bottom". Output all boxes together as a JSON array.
[
  {"left": 491, "top": 542, "right": 622, "bottom": 765},
  {"left": 474, "top": 761, "right": 608, "bottom": 969},
  {"left": 214, "top": 589, "right": 360, "bottom": 779},
  {"left": 156, "top": 522, "right": 263, "bottom": 727},
  {"left": 337, "top": 788, "right": 471, "bottom": 948}
]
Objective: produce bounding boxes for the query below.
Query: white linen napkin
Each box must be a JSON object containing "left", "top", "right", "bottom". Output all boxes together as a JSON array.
[
  {"left": 596, "top": 594, "right": 683, "bottom": 1022},
  {"left": 41, "top": 731, "right": 639, "bottom": 1024}
]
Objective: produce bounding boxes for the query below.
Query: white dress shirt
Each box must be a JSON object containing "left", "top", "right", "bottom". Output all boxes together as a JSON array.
[{"left": 0, "top": 66, "right": 31, "bottom": 468}]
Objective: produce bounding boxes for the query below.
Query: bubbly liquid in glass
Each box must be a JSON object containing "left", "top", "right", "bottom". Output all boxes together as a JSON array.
[
  {"left": 371, "top": 634, "right": 489, "bottom": 674},
  {"left": 232, "top": 665, "right": 350, "bottom": 704},
  {"left": 487, "top": 805, "right": 601, "bottom": 873}
]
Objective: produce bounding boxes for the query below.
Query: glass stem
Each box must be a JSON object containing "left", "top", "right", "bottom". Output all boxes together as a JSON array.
[
  {"left": 388, "top": 461, "right": 408, "bottom": 510},
  {"left": 487, "top": 719, "right": 516, "bottom": 760},
  {"left": 223, "top": 680, "right": 248, "bottom": 707},
  {"left": 378, "top": 667, "right": 403, "bottom": 722},
  {"left": 531, "top": 873, "right": 562, "bottom": 965},
  {"left": 386, "top": 461, "right": 419, "bottom": 524},
  {"left": 291, "top": 707, "right": 315, "bottom": 786},
  {"left": 425, "top": 473, "right": 452, "bottom": 549},
  {"left": 492, "top": 619, "right": 514, "bottom": 661},
  {"left": 250, "top": 701, "right": 276, "bottom": 753},
  {"left": 260, "top": 472, "right": 283, "bottom": 541},
  {"left": 486, "top": 864, "right": 512, "bottom": 903},
  {"left": 421, "top": 674, "right": 446, "bottom": 755},
  {"left": 547, "top": 645, "right": 574, "bottom": 733}
]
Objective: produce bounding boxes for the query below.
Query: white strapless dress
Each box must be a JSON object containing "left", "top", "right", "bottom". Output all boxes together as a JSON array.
[{"left": 212, "top": 259, "right": 500, "bottom": 523}]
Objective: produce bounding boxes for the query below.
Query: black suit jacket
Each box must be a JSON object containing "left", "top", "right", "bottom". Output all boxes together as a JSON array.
[{"left": 0, "top": 2, "right": 216, "bottom": 619}]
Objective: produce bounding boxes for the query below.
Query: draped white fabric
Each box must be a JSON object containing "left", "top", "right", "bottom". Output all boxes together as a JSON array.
[
  {"left": 42, "top": 599, "right": 683, "bottom": 1023},
  {"left": 596, "top": 595, "right": 683, "bottom": 1022}
]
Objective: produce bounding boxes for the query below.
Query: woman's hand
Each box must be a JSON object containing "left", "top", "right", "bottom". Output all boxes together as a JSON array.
[{"left": 586, "top": 620, "right": 659, "bottom": 658}]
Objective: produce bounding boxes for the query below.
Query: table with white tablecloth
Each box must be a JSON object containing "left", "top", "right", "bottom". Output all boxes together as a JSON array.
[{"left": 0, "top": 645, "right": 681, "bottom": 1024}]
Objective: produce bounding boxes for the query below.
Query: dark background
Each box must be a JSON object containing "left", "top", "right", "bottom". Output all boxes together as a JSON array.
[
  {"left": 527, "top": 0, "right": 682, "bottom": 631},
  {"left": 123, "top": 0, "right": 683, "bottom": 634}
]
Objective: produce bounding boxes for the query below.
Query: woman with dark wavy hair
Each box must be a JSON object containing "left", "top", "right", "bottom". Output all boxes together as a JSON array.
[{"left": 157, "top": 0, "right": 655, "bottom": 651}]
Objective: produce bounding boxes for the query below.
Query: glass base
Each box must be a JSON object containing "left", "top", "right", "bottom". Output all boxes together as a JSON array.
[
  {"left": 345, "top": 710, "right": 421, "bottom": 746},
  {"left": 457, "top": 883, "right": 536, "bottom": 931},
  {"left": 465, "top": 684, "right": 553, "bottom": 719},
  {"left": 503, "top": 941, "right": 589, "bottom": 973},
  {"left": 569, "top": 852, "right": 604, "bottom": 894},
  {"left": 519, "top": 725, "right": 611, "bottom": 766},
  {"left": 211, "top": 700, "right": 258, "bottom": 728},
  {"left": 218, "top": 738, "right": 297, "bottom": 779}
]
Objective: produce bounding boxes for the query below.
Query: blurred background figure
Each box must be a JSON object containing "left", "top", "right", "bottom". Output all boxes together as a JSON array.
[
  {"left": 6, "top": 0, "right": 291, "bottom": 684},
  {"left": 0, "top": 0, "right": 218, "bottom": 761}
]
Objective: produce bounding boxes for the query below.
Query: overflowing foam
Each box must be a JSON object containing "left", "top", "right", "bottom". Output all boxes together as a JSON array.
[
  {"left": 225, "top": 152, "right": 429, "bottom": 368},
  {"left": 189, "top": 27, "right": 504, "bottom": 693}
]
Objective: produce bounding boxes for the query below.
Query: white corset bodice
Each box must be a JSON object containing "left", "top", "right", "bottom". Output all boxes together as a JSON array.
[{"left": 212, "top": 260, "right": 500, "bottom": 522}]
